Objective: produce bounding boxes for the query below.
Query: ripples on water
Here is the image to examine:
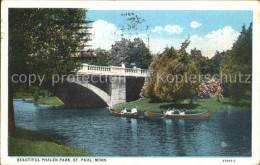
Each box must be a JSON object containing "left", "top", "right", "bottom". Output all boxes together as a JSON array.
[{"left": 14, "top": 100, "right": 251, "bottom": 156}]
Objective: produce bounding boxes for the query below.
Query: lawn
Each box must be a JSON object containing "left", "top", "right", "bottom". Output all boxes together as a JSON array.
[
  {"left": 14, "top": 90, "right": 63, "bottom": 106},
  {"left": 9, "top": 127, "right": 93, "bottom": 156},
  {"left": 114, "top": 97, "right": 251, "bottom": 112},
  {"left": 28, "top": 97, "right": 64, "bottom": 106},
  {"left": 14, "top": 92, "right": 34, "bottom": 99}
]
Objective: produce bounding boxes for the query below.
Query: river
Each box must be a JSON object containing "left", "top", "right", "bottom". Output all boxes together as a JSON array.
[{"left": 14, "top": 99, "right": 251, "bottom": 156}]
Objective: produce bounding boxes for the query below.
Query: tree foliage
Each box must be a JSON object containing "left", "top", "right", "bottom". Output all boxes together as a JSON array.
[
  {"left": 9, "top": 8, "right": 88, "bottom": 83},
  {"left": 221, "top": 23, "right": 252, "bottom": 103},
  {"left": 206, "top": 51, "right": 226, "bottom": 76},
  {"left": 144, "top": 38, "right": 201, "bottom": 103},
  {"left": 190, "top": 48, "right": 208, "bottom": 75},
  {"left": 144, "top": 23, "right": 252, "bottom": 105},
  {"left": 8, "top": 8, "right": 89, "bottom": 132},
  {"left": 111, "top": 38, "right": 152, "bottom": 69},
  {"left": 85, "top": 48, "right": 112, "bottom": 66}
]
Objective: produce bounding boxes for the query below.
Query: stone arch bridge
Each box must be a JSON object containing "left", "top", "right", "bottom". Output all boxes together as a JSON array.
[{"left": 42, "top": 64, "right": 151, "bottom": 108}]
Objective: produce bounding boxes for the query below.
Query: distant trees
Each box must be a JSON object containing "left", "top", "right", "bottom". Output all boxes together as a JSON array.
[
  {"left": 85, "top": 38, "right": 152, "bottom": 69},
  {"left": 111, "top": 38, "right": 152, "bottom": 69},
  {"left": 86, "top": 48, "right": 112, "bottom": 66},
  {"left": 206, "top": 51, "right": 226, "bottom": 76}
]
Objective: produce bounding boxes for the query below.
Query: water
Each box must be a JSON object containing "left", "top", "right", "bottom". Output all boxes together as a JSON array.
[{"left": 14, "top": 100, "right": 251, "bottom": 157}]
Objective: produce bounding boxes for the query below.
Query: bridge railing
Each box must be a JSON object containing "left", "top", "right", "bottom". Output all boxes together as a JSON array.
[
  {"left": 87, "top": 65, "right": 111, "bottom": 72},
  {"left": 77, "top": 63, "right": 152, "bottom": 77}
]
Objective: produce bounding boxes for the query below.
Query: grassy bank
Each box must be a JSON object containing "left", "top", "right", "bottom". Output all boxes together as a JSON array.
[
  {"left": 28, "top": 97, "right": 64, "bottom": 106},
  {"left": 115, "top": 97, "right": 251, "bottom": 112},
  {"left": 14, "top": 90, "right": 64, "bottom": 106},
  {"left": 9, "top": 127, "right": 93, "bottom": 156},
  {"left": 14, "top": 92, "right": 34, "bottom": 99}
]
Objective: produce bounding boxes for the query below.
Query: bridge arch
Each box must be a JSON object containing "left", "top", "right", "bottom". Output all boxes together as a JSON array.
[
  {"left": 73, "top": 80, "right": 111, "bottom": 105},
  {"left": 41, "top": 81, "right": 110, "bottom": 108}
]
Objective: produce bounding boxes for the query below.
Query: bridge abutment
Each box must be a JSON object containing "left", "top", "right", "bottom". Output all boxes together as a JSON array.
[{"left": 110, "top": 76, "right": 126, "bottom": 106}]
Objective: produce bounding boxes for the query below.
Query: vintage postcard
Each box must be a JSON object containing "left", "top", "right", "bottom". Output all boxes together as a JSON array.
[{"left": 1, "top": 1, "right": 260, "bottom": 165}]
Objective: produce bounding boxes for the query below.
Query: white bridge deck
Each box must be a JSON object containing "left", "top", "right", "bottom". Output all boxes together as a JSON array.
[{"left": 77, "top": 63, "right": 152, "bottom": 77}]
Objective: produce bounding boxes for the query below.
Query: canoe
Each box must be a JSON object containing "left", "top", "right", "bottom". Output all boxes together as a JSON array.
[
  {"left": 144, "top": 111, "right": 211, "bottom": 119},
  {"left": 108, "top": 108, "right": 140, "bottom": 118}
]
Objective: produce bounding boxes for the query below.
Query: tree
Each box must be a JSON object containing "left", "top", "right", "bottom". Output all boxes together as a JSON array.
[
  {"left": 180, "top": 36, "right": 190, "bottom": 54},
  {"left": 221, "top": 23, "right": 252, "bottom": 103},
  {"left": 144, "top": 38, "right": 201, "bottom": 104},
  {"left": 9, "top": 8, "right": 89, "bottom": 132},
  {"left": 111, "top": 38, "right": 152, "bottom": 69},
  {"left": 190, "top": 48, "right": 207, "bottom": 75},
  {"left": 190, "top": 48, "right": 202, "bottom": 57},
  {"left": 206, "top": 51, "right": 226, "bottom": 76},
  {"left": 86, "top": 48, "right": 112, "bottom": 66}
]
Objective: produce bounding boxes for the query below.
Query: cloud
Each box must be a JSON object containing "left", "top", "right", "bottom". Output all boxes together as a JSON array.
[
  {"left": 90, "top": 20, "right": 122, "bottom": 50},
  {"left": 187, "top": 26, "right": 240, "bottom": 58},
  {"left": 151, "top": 26, "right": 164, "bottom": 33},
  {"left": 89, "top": 20, "right": 239, "bottom": 59},
  {"left": 90, "top": 20, "right": 149, "bottom": 50},
  {"left": 190, "top": 21, "right": 202, "bottom": 28},
  {"left": 151, "top": 25, "right": 183, "bottom": 34},
  {"left": 149, "top": 26, "right": 239, "bottom": 57}
]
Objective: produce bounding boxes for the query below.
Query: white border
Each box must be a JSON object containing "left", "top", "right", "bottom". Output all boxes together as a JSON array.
[
  {"left": 1, "top": 1, "right": 260, "bottom": 165},
  {"left": 0, "top": 1, "right": 260, "bottom": 10}
]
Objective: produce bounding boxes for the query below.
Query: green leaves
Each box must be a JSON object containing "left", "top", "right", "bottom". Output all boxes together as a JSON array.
[
  {"left": 86, "top": 48, "right": 112, "bottom": 66},
  {"left": 111, "top": 38, "right": 152, "bottom": 69},
  {"left": 144, "top": 42, "right": 201, "bottom": 103},
  {"left": 221, "top": 23, "right": 252, "bottom": 103},
  {"left": 9, "top": 9, "right": 89, "bottom": 84}
]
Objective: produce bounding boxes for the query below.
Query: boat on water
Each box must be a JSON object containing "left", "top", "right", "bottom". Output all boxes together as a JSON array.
[
  {"left": 108, "top": 108, "right": 140, "bottom": 118},
  {"left": 144, "top": 110, "right": 211, "bottom": 119}
]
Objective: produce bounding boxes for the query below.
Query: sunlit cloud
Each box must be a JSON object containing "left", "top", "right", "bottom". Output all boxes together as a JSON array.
[
  {"left": 188, "top": 26, "right": 240, "bottom": 58},
  {"left": 151, "top": 25, "right": 183, "bottom": 34},
  {"left": 90, "top": 20, "right": 121, "bottom": 49},
  {"left": 190, "top": 21, "right": 202, "bottom": 28}
]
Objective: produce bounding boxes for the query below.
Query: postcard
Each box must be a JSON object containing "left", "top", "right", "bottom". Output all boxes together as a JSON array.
[{"left": 1, "top": 1, "right": 260, "bottom": 165}]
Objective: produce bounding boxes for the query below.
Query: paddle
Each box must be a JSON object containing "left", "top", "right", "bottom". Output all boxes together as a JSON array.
[{"left": 161, "top": 114, "right": 168, "bottom": 119}]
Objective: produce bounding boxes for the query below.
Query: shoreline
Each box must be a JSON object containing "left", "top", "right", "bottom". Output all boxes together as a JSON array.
[
  {"left": 14, "top": 96, "right": 64, "bottom": 106},
  {"left": 14, "top": 96, "right": 251, "bottom": 112},
  {"left": 114, "top": 97, "right": 251, "bottom": 112}
]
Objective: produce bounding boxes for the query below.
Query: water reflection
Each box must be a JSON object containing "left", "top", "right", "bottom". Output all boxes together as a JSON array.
[{"left": 14, "top": 100, "right": 251, "bottom": 156}]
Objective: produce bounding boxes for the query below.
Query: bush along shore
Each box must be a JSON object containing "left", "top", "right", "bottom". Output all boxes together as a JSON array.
[{"left": 9, "top": 127, "right": 93, "bottom": 156}]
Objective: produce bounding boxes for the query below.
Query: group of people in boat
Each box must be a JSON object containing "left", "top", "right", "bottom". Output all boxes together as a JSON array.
[
  {"left": 121, "top": 106, "right": 138, "bottom": 114},
  {"left": 120, "top": 106, "right": 187, "bottom": 115},
  {"left": 163, "top": 108, "right": 187, "bottom": 115}
]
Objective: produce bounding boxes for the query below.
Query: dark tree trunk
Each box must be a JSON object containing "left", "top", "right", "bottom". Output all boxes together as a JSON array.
[{"left": 8, "top": 88, "right": 16, "bottom": 133}]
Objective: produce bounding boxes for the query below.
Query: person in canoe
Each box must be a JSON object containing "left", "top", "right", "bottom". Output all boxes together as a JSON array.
[
  {"left": 121, "top": 107, "right": 128, "bottom": 114},
  {"left": 178, "top": 109, "right": 187, "bottom": 115},
  {"left": 131, "top": 106, "right": 138, "bottom": 114},
  {"left": 164, "top": 108, "right": 175, "bottom": 115}
]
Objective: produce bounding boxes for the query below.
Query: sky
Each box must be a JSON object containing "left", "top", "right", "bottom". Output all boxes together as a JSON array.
[{"left": 86, "top": 10, "right": 252, "bottom": 58}]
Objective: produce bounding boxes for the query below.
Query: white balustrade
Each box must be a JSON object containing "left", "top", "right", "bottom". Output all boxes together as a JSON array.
[{"left": 77, "top": 63, "right": 151, "bottom": 77}]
